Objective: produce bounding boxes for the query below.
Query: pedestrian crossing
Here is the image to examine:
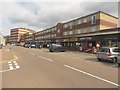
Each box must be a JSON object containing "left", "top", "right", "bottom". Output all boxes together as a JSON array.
[
  {"left": 0, "top": 61, "right": 20, "bottom": 73},
  {"left": 8, "top": 61, "right": 20, "bottom": 71}
]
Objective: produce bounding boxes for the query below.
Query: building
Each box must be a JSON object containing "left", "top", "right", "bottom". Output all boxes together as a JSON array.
[
  {"left": 0, "top": 34, "right": 6, "bottom": 46},
  {"left": 10, "top": 28, "right": 35, "bottom": 45},
  {"left": 61, "top": 11, "right": 118, "bottom": 50},
  {"left": 33, "top": 11, "right": 118, "bottom": 50},
  {"left": 34, "top": 23, "right": 63, "bottom": 47},
  {"left": 10, "top": 11, "right": 118, "bottom": 52},
  {"left": 5, "top": 35, "right": 10, "bottom": 44}
]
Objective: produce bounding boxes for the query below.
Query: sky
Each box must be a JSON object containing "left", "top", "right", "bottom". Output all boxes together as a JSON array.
[{"left": 0, "top": 0, "right": 119, "bottom": 35}]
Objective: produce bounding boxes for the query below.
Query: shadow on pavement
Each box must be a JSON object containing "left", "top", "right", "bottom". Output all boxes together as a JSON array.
[{"left": 85, "top": 58, "right": 119, "bottom": 68}]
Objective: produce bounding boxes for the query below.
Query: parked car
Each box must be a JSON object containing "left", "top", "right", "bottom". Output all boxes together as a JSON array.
[
  {"left": 36, "top": 44, "right": 42, "bottom": 49},
  {"left": 49, "top": 44, "right": 66, "bottom": 52},
  {"left": 23, "top": 44, "right": 30, "bottom": 48},
  {"left": 96, "top": 47, "right": 120, "bottom": 63},
  {"left": 0, "top": 44, "right": 3, "bottom": 49},
  {"left": 29, "top": 44, "right": 36, "bottom": 48}
]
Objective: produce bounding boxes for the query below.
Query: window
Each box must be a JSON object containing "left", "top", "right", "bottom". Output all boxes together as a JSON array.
[
  {"left": 91, "top": 15, "right": 96, "bottom": 25},
  {"left": 69, "top": 31, "right": 72, "bottom": 35},
  {"left": 63, "top": 32, "right": 67, "bottom": 35},
  {"left": 69, "top": 22, "right": 73, "bottom": 29},
  {"left": 64, "top": 24, "right": 68, "bottom": 28},
  {"left": 82, "top": 28, "right": 87, "bottom": 33},
  {"left": 83, "top": 18, "right": 87, "bottom": 23},
  {"left": 78, "top": 19, "right": 81, "bottom": 24},
  {"left": 90, "top": 26, "right": 96, "bottom": 32},
  {"left": 113, "top": 48, "right": 120, "bottom": 53},
  {"left": 77, "top": 29, "right": 81, "bottom": 34},
  {"left": 57, "top": 29, "right": 60, "bottom": 33}
]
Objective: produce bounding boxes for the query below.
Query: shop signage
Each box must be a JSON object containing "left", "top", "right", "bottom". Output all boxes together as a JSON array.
[
  {"left": 70, "top": 38, "right": 78, "bottom": 42},
  {"left": 80, "top": 37, "right": 92, "bottom": 40},
  {"left": 63, "top": 39, "right": 69, "bottom": 42}
]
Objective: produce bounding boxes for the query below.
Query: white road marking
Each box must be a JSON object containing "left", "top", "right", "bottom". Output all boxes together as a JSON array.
[
  {"left": 0, "top": 68, "right": 19, "bottom": 73},
  {"left": 13, "top": 61, "right": 20, "bottom": 69},
  {"left": 64, "top": 64, "right": 119, "bottom": 87},
  {"left": 8, "top": 61, "right": 20, "bottom": 71},
  {"left": 8, "top": 61, "right": 11, "bottom": 64},
  {"left": 29, "top": 52, "right": 35, "bottom": 55},
  {"left": 38, "top": 55, "right": 53, "bottom": 62},
  {"left": 15, "top": 65, "right": 20, "bottom": 69},
  {"left": 9, "top": 65, "right": 14, "bottom": 70}
]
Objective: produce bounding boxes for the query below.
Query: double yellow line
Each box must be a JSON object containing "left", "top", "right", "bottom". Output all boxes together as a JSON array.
[{"left": 0, "top": 54, "right": 18, "bottom": 64}]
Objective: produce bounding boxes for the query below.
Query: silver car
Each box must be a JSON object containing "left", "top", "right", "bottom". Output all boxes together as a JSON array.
[{"left": 96, "top": 47, "right": 120, "bottom": 63}]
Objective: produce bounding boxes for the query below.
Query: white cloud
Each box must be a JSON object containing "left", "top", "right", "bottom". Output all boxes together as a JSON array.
[{"left": 0, "top": 1, "right": 118, "bottom": 35}]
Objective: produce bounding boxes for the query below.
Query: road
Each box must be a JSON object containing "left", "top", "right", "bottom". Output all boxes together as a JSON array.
[{"left": 1, "top": 45, "right": 120, "bottom": 88}]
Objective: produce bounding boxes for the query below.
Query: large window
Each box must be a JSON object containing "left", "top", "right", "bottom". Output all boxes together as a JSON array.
[{"left": 91, "top": 15, "right": 96, "bottom": 25}]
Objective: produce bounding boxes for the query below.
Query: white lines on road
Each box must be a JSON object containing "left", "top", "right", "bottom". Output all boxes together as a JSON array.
[
  {"left": 0, "top": 61, "right": 20, "bottom": 73},
  {"left": 38, "top": 55, "right": 53, "bottom": 62},
  {"left": 8, "top": 61, "right": 20, "bottom": 70},
  {"left": 64, "top": 64, "right": 119, "bottom": 87}
]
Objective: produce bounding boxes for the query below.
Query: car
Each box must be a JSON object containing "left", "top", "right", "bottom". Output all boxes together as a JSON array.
[
  {"left": 23, "top": 44, "right": 30, "bottom": 48},
  {"left": 29, "top": 44, "right": 36, "bottom": 48},
  {"left": 96, "top": 47, "right": 120, "bottom": 63},
  {"left": 36, "top": 44, "right": 42, "bottom": 49},
  {"left": 0, "top": 44, "right": 3, "bottom": 49},
  {"left": 49, "top": 44, "right": 66, "bottom": 52}
]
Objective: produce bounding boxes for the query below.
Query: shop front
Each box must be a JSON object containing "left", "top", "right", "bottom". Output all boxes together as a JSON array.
[{"left": 78, "top": 34, "right": 118, "bottom": 53}]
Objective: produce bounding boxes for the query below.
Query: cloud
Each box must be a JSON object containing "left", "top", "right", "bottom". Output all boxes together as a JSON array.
[{"left": 0, "top": 1, "right": 118, "bottom": 35}]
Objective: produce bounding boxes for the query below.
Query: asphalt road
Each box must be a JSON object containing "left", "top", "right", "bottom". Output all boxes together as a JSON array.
[{"left": 1, "top": 45, "right": 120, "bottom": 88}]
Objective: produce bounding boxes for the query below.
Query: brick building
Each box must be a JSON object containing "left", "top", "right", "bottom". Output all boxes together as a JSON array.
[
  {"left": 32, "top": 11, "right": 118, "bottom": 50},
  {"left": 10, "top": 28, "right": 35, "bottom": 45}
]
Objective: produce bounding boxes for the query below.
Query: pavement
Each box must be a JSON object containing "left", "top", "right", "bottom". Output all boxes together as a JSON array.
[{"left": 1, "top": 45, "right": 120, "bottom": 89}]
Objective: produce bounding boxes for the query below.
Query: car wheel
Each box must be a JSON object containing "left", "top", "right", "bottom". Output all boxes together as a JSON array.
[
  {"left": 97, "top": 58, "right": 101, "bottom": 61},
  {"left": 118, "top": 63, "right": 120, "bottom": 66},
  {"left": 112, "top": 58, "right": 117, "bottom": 63}
]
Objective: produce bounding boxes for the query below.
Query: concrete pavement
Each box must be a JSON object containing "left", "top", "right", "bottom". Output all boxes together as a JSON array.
[{"left": 2, "top": 45, "right": 119, "bottom": 88}]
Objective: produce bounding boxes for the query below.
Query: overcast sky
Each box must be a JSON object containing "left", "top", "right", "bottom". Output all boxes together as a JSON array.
[{"left": 0, "top": 0, "right": 119, "bottom": 35}]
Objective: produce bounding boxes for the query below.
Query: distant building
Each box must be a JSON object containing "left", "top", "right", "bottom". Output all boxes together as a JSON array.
[
  {"left": 5, "top": 35, "right": 10, "bottom": 44},
  {"left": 9, "top": 28, "right": 35, "bottom": 45},
  {"left": 0, "top": 34, "right": 6, "bottom": 46}
]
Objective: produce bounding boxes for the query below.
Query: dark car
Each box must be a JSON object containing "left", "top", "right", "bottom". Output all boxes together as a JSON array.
[
  {"left": 24, "top": 44, "right": 30, "bottom": 48},
  {"left": 0, "top": 44, "right": 3, "bottom": 49},
  {"left": 49, "top": 44, "right": 66, "bottom": 52},
  {"left": 36, "top": 44, "right": 42, "bottom": 49}
]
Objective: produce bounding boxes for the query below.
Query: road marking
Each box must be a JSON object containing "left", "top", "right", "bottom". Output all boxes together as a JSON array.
[
  {"left": 0, "top": 68, "right": 19, "bottom": 73},
  {"left": 64, "top": 64, "right": 119, "bottom": 87},
  {"left": 29, "top": 52, "right": 35, "bottom": 55},
  {"left": 8, "top": 61, "right": 20, "bottom": 71},
  {"left": 0, "top": 52, "right": 18, "bottom": 64},
  {"left": 38, "top": 55, "right": 53, "bottom": 62},
  {"left": 13, "top": 61, "right": 20, "bottom": 69}
]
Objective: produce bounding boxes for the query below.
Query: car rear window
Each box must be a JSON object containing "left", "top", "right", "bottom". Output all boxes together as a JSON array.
[
  {"left": 113, "top": 48, "right": 120, "bottom": 53},
  {"left": 100, "top": 48, "right": 110, "bottom": 52}
]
